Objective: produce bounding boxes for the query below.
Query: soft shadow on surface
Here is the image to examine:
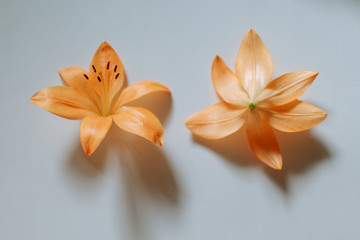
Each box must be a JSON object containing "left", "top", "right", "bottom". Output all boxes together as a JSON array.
[
  {"left": 266, "top": 130, "right": 330, "bottom": 192},
  {"left": 194, "top": 128, "right": 330, "bottom": 193},
  {"left": 67, "top": 140, "right": 108, "bottom": 179},
  {"left": 193, "top": 127, "right": 260, "bottom": 168},
  {"left": 114, "top": 128, "right": 179, "bottom": 239},
  {"left": 116, "top": 131, "right": 179, "bottom": 203},
  {"left": 67, "top": 92, "right": 178, "bottom": 239},
  {"left": 126, "top": 91, "right": 173, "bottom": 125}
]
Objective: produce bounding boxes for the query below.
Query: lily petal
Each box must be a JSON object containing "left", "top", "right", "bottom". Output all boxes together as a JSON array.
[
  {"left": 59, "top": 66, "right": 101, "bottom": 106},
  {"left": 235, "top": 28, "right": 273, "bottom": 99},
  {"left": 80, "top": 115, "right": 113, "bottom": 156},
  {"left": 256, "top": 71, "right": 318, "bottom": 107},
  {"left": 89, "top": 42, "right": 126, "bottom": 102},
  {"left": 212, "top": 55, "right": 249, "bottom": 106},
  {"left": 112, "top": 106, "right": 164, "bottom": 146},
  {"left": 185, "top": 102, "right": 248, "bottom": 139},
  {"left": 113, "top": 80, "right": 170, "bottom": 111},
  {"left": 261, "top": 99, "right": 327, "bottom": 132},
  {"left": 246, "top": 111, "right": 282, "bottom": 170},
  {"left": 31, "top": 86, "right": 97, "bottom": 119}
]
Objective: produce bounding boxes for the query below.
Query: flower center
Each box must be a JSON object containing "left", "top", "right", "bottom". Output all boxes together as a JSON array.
[{"left": 249, "top": 103, "right": 255, "bottom": 110}]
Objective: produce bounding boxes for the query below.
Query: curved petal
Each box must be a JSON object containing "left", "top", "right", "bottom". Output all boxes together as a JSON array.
[
  {"left": 185, "top": 101, "right": 248, "bottom": 139},
  {"left": 80, "top": 115, "right": 112, "bottom": 156},
  {"left": 112, "top": 80, "right": 170, "bottom": 111},
  {"left": 89, "top": 42, "right": 126, "bottom": 102},
  {"left": 246, "top": 111, "right": 282, "bottom": 170},
  {"left": 256, "top": 71, "right": 318, "bottom": 107},
  {"left": 235, "top": 28, "right": 273, "bottom": 99},
  {"left": 59, "top": 66, "right": 100, "bottom": 105},
  {"left": 211, "top": 55, "right": 249, "bottom": 106},
  {"left": 112, "top": 106, "right": 164, "bottom": 146},
  {"left": 30, "top": 86, "right": 97, "bottom": 119},
  {"left": 260, "top": 99, "right": 327, "bottom": 132}
]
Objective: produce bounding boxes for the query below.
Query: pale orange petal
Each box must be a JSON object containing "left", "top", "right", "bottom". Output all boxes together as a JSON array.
[
  {"left": 260, "top": 99, "right": 327, "bottom": 132},
  {"left": 185, "top": 102, "right": 248, "bottom": 139},
  {"left": 59, "top": 66, "right": 101, "bottom": 106},
  {"left": 80, "top": 115, "right": 112, "bottom": 156},
  {"left": 256, "top": 71, "right": 318, "bottom": 107},
  {"left": 112, "top": 80, "right": 170, "bottom": 111},
  {"left": 112, "top": 106, "right": 164, "bottom": 146},
  {"left": 89, "top": 42, "right": 126, "bottom": 102},
  {"left": 246, "top": 111, "right": 282, "bottom": 170},
  {"left": 30, "top": 86, "right": 97, "bottom": 119},
  {"left": 235, "top": 28, "right": 273, "bottom": 99},
  {"left": 211, "top": 55, "right": 249, "bottom": 106}
]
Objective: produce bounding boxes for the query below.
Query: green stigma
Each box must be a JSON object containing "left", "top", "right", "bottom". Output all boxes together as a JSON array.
[{"left": 249, "top": 103, "right": 255, "bottom": 110}]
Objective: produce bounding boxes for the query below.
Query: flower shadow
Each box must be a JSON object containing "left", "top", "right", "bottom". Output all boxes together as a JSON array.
[
  {"left": 265, "top": 130, "right": 331, "bottom": 192},
  {"left": 192, "top": 127, "right": 260, "bottom": 168},
  {"left": 126, "top": 91, "right": 173, "bottom": 125},
  {"left": 66, "top": 92, "right": 179, "bottom": 238},
  {"left": 193, "top": 128, "right": 330, "bottom": 193},
  {"left": 110, "top": 126, "right": 180, "bottom": 204},
  {"left": 113, "top": 127, "right": 180, "bottom": 239}
]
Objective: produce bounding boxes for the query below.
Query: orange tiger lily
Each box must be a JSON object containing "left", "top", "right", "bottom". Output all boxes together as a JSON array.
[
  {"left": 31, "top": 42, "right": 170, "bottom": 156},
  {"left": 185, "top": 29, "right": 326, "bottom": 170}
]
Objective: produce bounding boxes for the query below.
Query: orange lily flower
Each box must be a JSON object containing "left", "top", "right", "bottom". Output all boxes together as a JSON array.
[
  {"left": 185, "top": 29, "right": 326, "bottom": 170},
  {"left": 31, "top": 42, "right": 170, "bottom": 156}
]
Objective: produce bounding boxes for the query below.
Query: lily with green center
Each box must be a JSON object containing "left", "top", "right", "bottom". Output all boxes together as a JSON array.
[
  {"left": 31, "top": 42, "right": 170, "bottom": 156},
  {"left": 185, "top": 29, "right": 327, "bottom": 170}
]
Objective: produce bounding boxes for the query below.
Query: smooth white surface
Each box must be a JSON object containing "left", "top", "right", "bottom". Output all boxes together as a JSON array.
[{"left": 1, "top": 0, "right": 359, "bottom": 239}]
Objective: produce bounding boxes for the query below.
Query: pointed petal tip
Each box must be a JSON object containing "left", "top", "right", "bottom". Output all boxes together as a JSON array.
[
  {"left": 156, "top": 137, "right": 164, "bottom": 147},
  {"left": 308, "top": 71, "right": 319, "bottom": 77},
  {"left": 100, "top": 41, "right": 110, "bottom": 46},
  {"left": 30, "top": 93, "right": 36, "bottom": 102},
  {"left": 153, "top": 132, "right": 164, "bottom": 147},
  {"left": 97, "top": 41, "right": 114, "bottom": 52},
  {"left": 273, "top": 162, "right": 283, "bottom": 170},
  {"left": 30, "top": 91, "right": 40, "bottom": 104},
  {"left": 81, "top": 141, "right": 94, "bottom": 156},
  {"left": 184, "top": 115, "right": 197, "bottom": 128},
  {"left": 57, "top": 68, "right": 68, "bottom": 81},
  {"left": 265, "top": 157, "right": 283, "bottom": 170},
  {"left": 85, "top": 148, "right": 94, "bottom": 156},
  {"left": 304, "top": 71, "right": 319, "bottom": 78},
  {"left": 58, "top": 66, "right": 79, "bottom": 78},
  {"left": 184, "top": 120, "right": 191, "bottom": 129},
  {"left": 246, "top": 28, "right": 256, "bottom": 35},
  {"left": 81, "top": 140, "right": 96, "bottom": 156},
  {"left": 212, "top": 55, "right": 222, "bottom": 65},
  {"left": 319, "top": 111, "right": 327, "bottom": 122}
]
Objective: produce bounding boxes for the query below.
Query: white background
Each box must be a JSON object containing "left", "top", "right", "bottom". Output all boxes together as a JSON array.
[{"left": 1, "top": 0, "right": 359, "bottom": 239}]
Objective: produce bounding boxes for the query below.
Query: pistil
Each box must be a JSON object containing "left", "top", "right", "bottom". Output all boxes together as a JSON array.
[{"left": 249, "top": 103, "right": 255, "bottom": 110}]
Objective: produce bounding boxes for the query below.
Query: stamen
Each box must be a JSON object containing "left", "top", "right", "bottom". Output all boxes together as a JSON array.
[
  {"left": 97, "top": 76, "right": 102, "bottom": 82},
  {"left": 115, "top": 73, "right": 120, "bottom": 79},
  {"left": 114, "top": 65, "right": 117, "bottom": 72},
  {"left": 92, "top": 65, "right": 97, "bottom": 72},
  {"left": 107, "top": 62, "right": 110, "bottom": 70},
  {"left": 83, "top": 74, "right": 89, "bottom": 80}
]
